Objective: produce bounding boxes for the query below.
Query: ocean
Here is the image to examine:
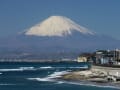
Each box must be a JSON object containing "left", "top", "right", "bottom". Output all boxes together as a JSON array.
[{"left": 0, "top": 62, "right": 119, "bottom": 90}]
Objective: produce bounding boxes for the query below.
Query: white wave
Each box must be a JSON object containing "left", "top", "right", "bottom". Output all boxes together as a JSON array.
[
  {"left": 39, "top": 66, "right": 88, "bottom": 69},
  {"left": 48, "top": 71, "right": 68, "bottom": 78},
  {"left": 0, "top": 65, "right": 88, "bottom": 72},
  {"left": 0, "top": 67, "right": 35, "bottom": 72},
  {"left": 56, "top": 81, "right": 64, "bottom": 84},
  {"left": 40, "top": 66, "right": 53, "bottom": 69},
  {"left": 28, "top": 70, "right": 69, "bottom": 82},
  {"left": 28, "top": 77, "right": 51, "bottom": 82},
  {"left": 0, "top": 69, "right": 24, "bottom": 72},
  {"left": 19, "top": 67, "right": 35, "bottom": 70},
  {"left": 0, "top": 73, "right": 2, "bottom": 74}
]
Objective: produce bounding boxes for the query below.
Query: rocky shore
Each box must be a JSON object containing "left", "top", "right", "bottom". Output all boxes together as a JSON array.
[{"left": 58, "top": 65, "right": 120, "bottom": 86}]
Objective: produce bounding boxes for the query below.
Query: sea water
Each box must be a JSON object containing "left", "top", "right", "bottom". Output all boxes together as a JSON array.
[{"left": 0, "top": 62, "right": 119, "bottom": 90}]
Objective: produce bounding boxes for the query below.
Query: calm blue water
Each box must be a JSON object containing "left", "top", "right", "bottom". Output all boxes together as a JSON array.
[{"left": 0, "top": 62, "right": 119, "bottom": 90}]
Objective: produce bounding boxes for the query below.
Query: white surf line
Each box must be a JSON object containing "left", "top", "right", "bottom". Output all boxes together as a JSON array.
[
  {"left": 39, "top": 66, "right": 53, "bottom": 69},
  {"left": 28, "top": 77, "right": 51, "bottom": 82},
  {"left": 0, "top": 69, "right": 23, "bottom": 72},
  {"left": 48, "top": 71, "right": 69, "bottom": 78},
  {"left": 19, "top": 67, "right": 35, "bottom": 70},
  {"left": 28, "top": 70, "right": 69, "bottom": 82},
  {"left": 39, "top": 66, "right": 88, "bottom": 69},
  {"left": 0, "top": 66, "right": 36, "bottom": 72},
  {"left": 0, "top": 68, "right": 35, "bottom": 72}
]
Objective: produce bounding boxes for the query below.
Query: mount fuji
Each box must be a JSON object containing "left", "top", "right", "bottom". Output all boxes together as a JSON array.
[
  {"left": 0, "top": 16, "right": 120, "bottom": 59},
  {"left": 25, "top": 16, "right": 94, "bottom": 36}
]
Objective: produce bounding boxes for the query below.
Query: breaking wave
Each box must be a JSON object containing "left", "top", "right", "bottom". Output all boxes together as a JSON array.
[
  {"left": 0, "top": 65, "right": 88, "bottom": 72},
  {"left": 0, "top": 67, "right": 35, "bottom": 72},
  {"left": 39, "top": 65, "right": 88, "bottom": 69},
  {"left": 39, "top": 66, "right": 53, "bottom": 69},
  {"left": 19, "top": 67, "right": 35, "bottom": 70},
  {"left": 27, "top": 70, "right": 69, "bottom": 82},
  {"left": 27, "top": 70, "right": 120, "bottom": 89}
]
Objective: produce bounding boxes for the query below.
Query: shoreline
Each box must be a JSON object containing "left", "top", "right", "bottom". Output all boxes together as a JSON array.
[
  {"left": 56, "top": 79, "right": 120, "bottom": 89},
  {"left": 58, "top": 65, "right": 120, "bottom": 89}
]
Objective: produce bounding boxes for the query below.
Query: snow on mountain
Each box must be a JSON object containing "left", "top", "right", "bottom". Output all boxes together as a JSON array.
[
  {"left": 0, "top": 15, "right": 120, "bottom": 59},
  {"left": 25, "top": 16, "right": 94, "bottom": 37}
]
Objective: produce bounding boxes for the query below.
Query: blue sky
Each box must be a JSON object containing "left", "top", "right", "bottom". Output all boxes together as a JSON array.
[{"left": 0, "top": 0, "right": 120, "bottom": 39}]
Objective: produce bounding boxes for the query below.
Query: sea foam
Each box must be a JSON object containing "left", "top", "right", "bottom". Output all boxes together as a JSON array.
[{"left": 28, "top": 70, "right": 69, "bottom": 82}]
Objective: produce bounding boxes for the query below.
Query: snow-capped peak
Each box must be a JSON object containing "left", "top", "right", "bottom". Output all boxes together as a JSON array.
[{"left": 25, "top": 16, "right": 94, "bottom": 37}]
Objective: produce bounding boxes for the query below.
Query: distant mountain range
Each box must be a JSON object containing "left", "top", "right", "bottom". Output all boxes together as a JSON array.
[{"left": 0, "top": 16, "right": 120, "bottom": 60}]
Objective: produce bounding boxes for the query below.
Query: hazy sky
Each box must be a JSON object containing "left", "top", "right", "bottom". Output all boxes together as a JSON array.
[{"left": 0, "top": 0, "right": 120, "bottom": 39}]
